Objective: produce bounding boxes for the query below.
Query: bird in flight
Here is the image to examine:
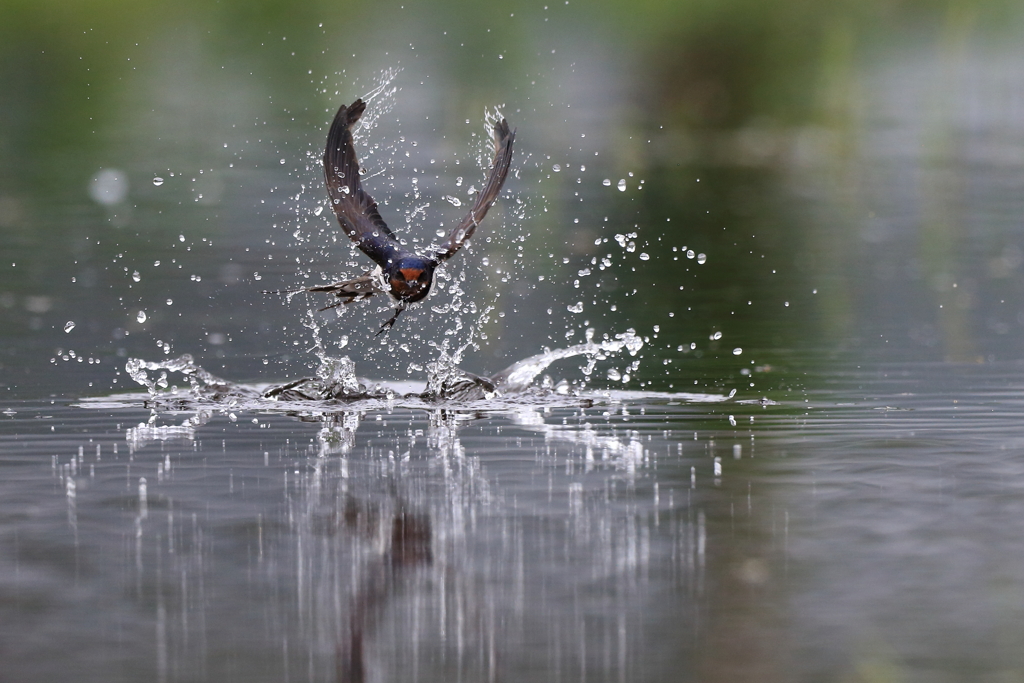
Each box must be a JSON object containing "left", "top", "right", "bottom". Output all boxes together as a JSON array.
[{"left": 286, "top": 98, "right": 515, "bottom": 335}]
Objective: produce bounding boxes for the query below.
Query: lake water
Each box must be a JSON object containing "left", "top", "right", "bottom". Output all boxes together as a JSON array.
[
  {"left": 4, "top": 358, "right": 1024, "bottom": 681},
  {"left": 5, "top": 3, "right": 1024, "bottom": 680}
]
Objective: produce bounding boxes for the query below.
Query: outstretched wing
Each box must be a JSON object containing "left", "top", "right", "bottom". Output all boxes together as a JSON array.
[
  {"left": 324, "top": 99, "right": 402, "bottom": 267},
  {"left": 434, "top": 117, "right": 515, "bottom": 262}
]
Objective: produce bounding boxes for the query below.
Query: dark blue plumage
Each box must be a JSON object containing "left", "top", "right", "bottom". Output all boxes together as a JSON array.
[{"left": 305, "top": 98, "right": 515, "bottom": 335}]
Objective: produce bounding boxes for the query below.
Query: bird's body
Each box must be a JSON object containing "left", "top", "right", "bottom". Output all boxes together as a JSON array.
[{"left": 289, "top": 98, "right": 515, "bottom": 334}]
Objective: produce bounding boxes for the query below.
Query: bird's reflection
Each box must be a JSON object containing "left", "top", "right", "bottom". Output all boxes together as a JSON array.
[{"left": 335, "top": 500, "right": 432, "bottom": 683}]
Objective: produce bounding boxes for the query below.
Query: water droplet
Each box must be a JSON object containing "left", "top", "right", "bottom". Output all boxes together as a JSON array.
[
  {"left": 280, "top": 158, "right": 286, "bottom": 165},
  {"left": 179, "top": 235, "right": 185, "bottom": 242},
  {"left": 445, "top": 195, "right": 463, "bottom": 207},
  {"left": 132, "top": 270, "right": 141, "bottom": 282},
  {"left": 314, "top": 206, "right": 323, "bottom": 216},
  {"left": 136, "top": 311, "right": 147, "bottom": 323},
  {"left": 567, "top": 302, "right": 584, "bottom": 313},
  {"left": 89, "top": 168, "right": 129, "bottom": 206},
  {"left": 153, "top": 260, "right": 160, "bottom": 267},
  {"left": 165, "top": 299, "right": 173, "bottom": 306},
  {"left": 639, "top": 253, "right": 650, "bottom": 261},
  {"left": 697, "top": 253, "right": 707, "bottom": 264},
  {"left": 63, "top": 321, "right": 75, "bottom": 333},
  {"left": 552, "top": 164, "right": 561, "bottom": 172},
  {"left": 686, "top": 250, "right": 695, "bottom": 259},
  {"left": 602, "top": 179, "right": 612, "bottom": 187},
  {"left": 607, "top": 368, "right": 621, "bottom": 381},
  {"left": 152, "top": 176, "right": 164, "bottom": 187},
  {"left": 617, "top": 179, "right": 626, "bottom": 192},
  {"left": 711, "top": 331, "right": 722, "bottom": 340},
  {"left": 733, "top": 347, "right": 743, "bottom": 355}
]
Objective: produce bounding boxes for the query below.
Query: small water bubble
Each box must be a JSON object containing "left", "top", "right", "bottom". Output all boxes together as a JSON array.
[
  {"left": 166, "top": 299, "right": 173, "bottom": 306},
  {"left": 63, "top": 321, "right": 75, "bottom": 333},
  {"left": 445, "top": 195, "right": 463, "bottom": 207},
  {"left": 711, "top": 331, "right": 722, "bottom": 340},
  {"left": 153, "top": 260, "right": 160, "bottom": 267},
  {"left": 728, "top": 415, "right": 737, "bottom": 427},
  {"left": 567, "top": 302, "right": 584, "bottom": 313},
  {"left": 132, "top": 270, "right": 141, "bottom": 282},
  {"left": 639, "top": 253, "right": 650, "bottom": 261},
  {"left": 152, "top": 177, "right": 164, "bottom": 187},
  {"left": 733, "top": 347, "right": 742, "bottom": 355},
  {"left": 686, "top": 250, "right": 695, "bottom": 259},
  {"left": 714, "top": 457, "right": 723, "bottom": 476},
  {"left": 552, "top": 164, "right": 561, "bottom": 172},
  {"left": 179, "top": 234, "right": 185, "bottom": 242},
  {"left": 602, "top": 179, "right": 612, "bottom": 187},
  {"left": 280, "top": 158, "right": 286, "bottom": 165},
  {"left": 136, "top": 311, "right": 147, "bottom": 324},
  {"left": 607, "top": 368, "right": 621, "bottom": 381},
  {"left": 697, "top": 253, "right": 707, "bottom": 264},
  {"left": 314, "top": 206, "right": 323, "bottom": 216},
  {"left": 617, "top": 179, "right": 627, "bottom": 191}
]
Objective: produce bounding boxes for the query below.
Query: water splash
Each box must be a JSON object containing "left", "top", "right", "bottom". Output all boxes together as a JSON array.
[
  {"left": 124, "top": 354, "right": 253, "bottom": 401},
  {"left": 492, "top": 329, "right": 643, "bottom": 393},
  {"left": 116, "top": 327, "right": 662, "bottom": 413}
]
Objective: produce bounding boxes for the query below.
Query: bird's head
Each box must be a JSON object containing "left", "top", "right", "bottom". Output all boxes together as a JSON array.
[{"left": 386, "top": 256, "right": 436, "bottom": 303}]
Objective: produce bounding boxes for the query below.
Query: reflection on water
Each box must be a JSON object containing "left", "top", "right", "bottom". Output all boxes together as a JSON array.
[
  {"left": 37, "top": 400, "right": 732, "bottom": 681},
  {"left": 9, "top": 358, "right": 1024, "bottom": 680},
  {"left": 36, "top": 341, "right": 735, "bottom": 681}
]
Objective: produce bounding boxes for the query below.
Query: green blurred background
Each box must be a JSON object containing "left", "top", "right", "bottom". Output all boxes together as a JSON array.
[{"left": 3, "top": 0, "right": 1024, "bottom": 396}]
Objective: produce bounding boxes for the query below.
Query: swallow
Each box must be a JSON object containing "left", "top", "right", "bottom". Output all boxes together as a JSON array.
[{"left": 289, "top": 98, "right": 515, "bottom": 335}]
